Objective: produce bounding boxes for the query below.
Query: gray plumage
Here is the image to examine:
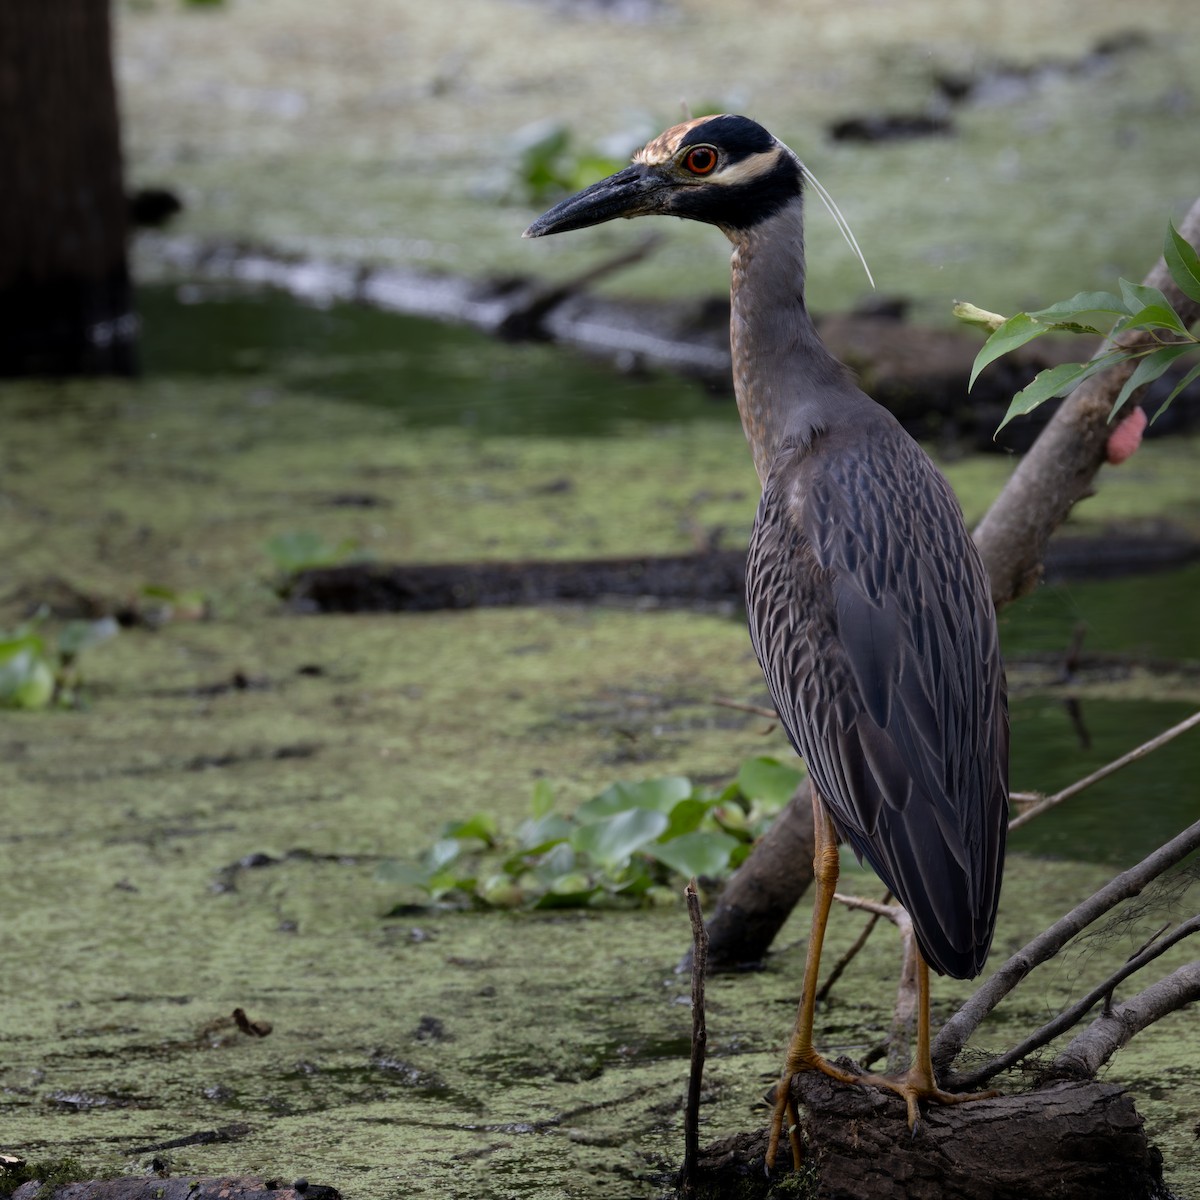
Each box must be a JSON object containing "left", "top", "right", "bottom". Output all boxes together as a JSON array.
[{"left": 526, "top": 113, "right": 1009, "bottom": 982}]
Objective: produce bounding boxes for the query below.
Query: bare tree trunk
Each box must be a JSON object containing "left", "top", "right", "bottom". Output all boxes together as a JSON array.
[{"left": 0, "top": 0, "right": 136, "bottom": 377}]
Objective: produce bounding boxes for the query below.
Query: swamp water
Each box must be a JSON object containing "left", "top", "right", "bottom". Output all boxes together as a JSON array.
[{"left": 1, "top": 287, "right": 1197, "bottom": 1198}]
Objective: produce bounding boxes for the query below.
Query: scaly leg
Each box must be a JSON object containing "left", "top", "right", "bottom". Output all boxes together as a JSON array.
[
  {"left": 862, "top": 952, "right": 1000, "bottom": 1129},
  {"left": 765, "top": 790, "right": 862, "bottom": 1171}
]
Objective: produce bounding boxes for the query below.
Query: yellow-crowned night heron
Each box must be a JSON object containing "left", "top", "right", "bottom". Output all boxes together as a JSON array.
[{"left": 525, "top": 115, "right": 1009, "bottom": 1170}]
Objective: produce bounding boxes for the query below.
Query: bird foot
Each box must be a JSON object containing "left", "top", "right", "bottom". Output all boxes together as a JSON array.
[
  {"left": 765, "top": 1048, "right": 862, "bottom": 1172},
  {"left": 856, "top": 1067, "right": 1001, "bottom": 1132}
]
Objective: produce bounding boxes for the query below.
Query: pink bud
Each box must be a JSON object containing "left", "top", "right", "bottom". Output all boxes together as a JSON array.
[{"left": 1106, "top": 406, "right": 1147, "bottom": 465}]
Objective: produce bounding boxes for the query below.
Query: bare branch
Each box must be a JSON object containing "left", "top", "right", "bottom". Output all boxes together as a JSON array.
[
  {"left": 1050, "top": 958, "right": 1200, "bottom": 1079},
  {"left": 679, "top": 878, "right": 709, "bottom": 1195},
  {"left": 952, "top": 914, "right": 1200, "bottom": 1088},
  {"left": 1009, "top": 710, "right": 1200, "bottom": 831},
  {"left": 932, "top": 818, "right": 1200, "bottom": 1074}
]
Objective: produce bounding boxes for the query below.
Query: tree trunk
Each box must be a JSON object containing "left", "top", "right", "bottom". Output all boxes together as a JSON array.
[
  {"left": 684, "top": 1075, "right": 1169, "bottom": 1200},
  {"left": 0, "top": 0, "right": 136, "bottom": 377}
]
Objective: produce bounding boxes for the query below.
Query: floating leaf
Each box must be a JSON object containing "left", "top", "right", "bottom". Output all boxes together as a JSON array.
[
  {"left": 530, "top": 779, "right": 555, "bottom": 818},
  {"left": 661, "top": 796, "right": 718, "bottom": 841},
  {"left": 513, "top": 812, "right": 572, "bottom": 855},
  {"left": 647, "top": 831, "right": 740, "bottom": 879},
  {"left": 1165, "top": 221, "right": 1200, "bottom": 303},
  {"left": 444, "top": 813, "right": 498, "bottom": 846},
  {"left": 576, "top": 776, "right": 693, "bottom": 821},
  {"left": 570, "top": 807, "right": 669, "bottom": 869},
  {"left": 736, "top": 757, "right": 804, "bottom": 808}
]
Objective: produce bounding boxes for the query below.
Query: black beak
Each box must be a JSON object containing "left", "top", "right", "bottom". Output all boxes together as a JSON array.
[{"left": 522, "top": 164, "right": 662, "bottom": 238}]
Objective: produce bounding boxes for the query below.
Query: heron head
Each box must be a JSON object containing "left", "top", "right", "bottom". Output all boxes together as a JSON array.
[{"left": 522, "top": 114, "right": 803, "bottom": 238}]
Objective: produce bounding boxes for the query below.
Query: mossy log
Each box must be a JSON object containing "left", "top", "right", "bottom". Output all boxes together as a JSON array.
[{"left": 681, "top": 1074, "right": 1169, "bottom": 1200}]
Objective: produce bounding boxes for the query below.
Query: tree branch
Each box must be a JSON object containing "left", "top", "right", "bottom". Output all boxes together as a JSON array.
[
  {"left": 932, "top": 817, "right": 1200, "bottom": 1075},
  {"left": 951, "top": 914, "right": 1200, "bottom": 1088},
  {"left": 1050, "top": 957, "right": 1200, "bottom": 1079},
  {"left": 974, "top": 195, "right": 1200, "bottom": 608}
]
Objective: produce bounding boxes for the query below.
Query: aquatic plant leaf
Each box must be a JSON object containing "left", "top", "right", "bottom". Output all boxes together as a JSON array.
[
  {"left": 647, "top": 831, "right": 740, "bottom": 879},
  {"left": 571, "top": 807, "right": 669, "bottom": 868},
  {"left": 576, "top": 776, "right": 693, "bottom": 820},
  {"left": 735, "top": 756, "right": 804, "bottom": 808}
]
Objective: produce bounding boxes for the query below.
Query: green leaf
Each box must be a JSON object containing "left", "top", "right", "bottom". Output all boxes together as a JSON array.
[
  {"left": 570, "top": 807, "right": 669, "bottom": 868},
  {"left": 661, "top": 796, "right": 717, "bottom": 841},
  {"left": 969, "top": 313, "right": 1051, "bottom": 390},
  {"left": 1118, "top": 279, "right": 1174, "bottom": 317},
  {"left": 576, "top": 776, "right": 693, "bottom": 821},
  {"left": 530, "top": 779, "right": 555, "bottom": 818},
  {"left": 736, "top": 757, "right": 804, "bottom": 808},
  {"left": 424, "top": 838, "right": 462, "bottom": 873},
  {"left": 443, "top": 813, "right": 498, "bottom": 846},
  {"left": 1165, "top": 221, "right": 1200, "bottom": 303},
  {"left": 375, "top": 859, "right": 437, "bottom": 887},
  {"left": 1110, "top": 344, "right": 1196, "bottom": 418},
  {"left": 1152, "top": 359, "right": 1200, "bottom": 421},
  {"left": 531, "top": 841, "right": 577, "bottom": 885},
  {"left": 996, "top": 355, "right": 1122, "bottom": 433},
  {"left": 57, "top": 617, "right": 119, "bottom": 661},
  {"left": 0, "top": 648, "right": 55, "bottom": 710},
  {"left": 1113, "top": 303, "right": 1191, "bottom": 337},
  {"left": 513, "top": 812, "right": 572, "bottom": 854},
  {"left": 647, "top": 831, "right": 740, "bottom": 878},
  {"left": 1027, "top": 290, "right": 1128, "bottom": 322}
]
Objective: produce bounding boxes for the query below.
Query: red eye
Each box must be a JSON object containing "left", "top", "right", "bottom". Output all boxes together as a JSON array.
[{"left": 683, "top": 146, "right": 718, "bottom": 175}]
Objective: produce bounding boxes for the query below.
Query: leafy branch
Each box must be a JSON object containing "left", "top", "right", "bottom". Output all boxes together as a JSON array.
[{"left": 957, "top": 221, "right": 1200, "bottom": 433}]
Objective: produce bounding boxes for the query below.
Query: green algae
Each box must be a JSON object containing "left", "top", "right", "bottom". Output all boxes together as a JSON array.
[{"left": 2, "top": 304, "right": 1200, "bottom": 1196}]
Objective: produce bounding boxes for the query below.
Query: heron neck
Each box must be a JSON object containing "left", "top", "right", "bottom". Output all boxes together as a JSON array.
[{"left": 726, "top": 198, "right": 851, "bottom": 487}]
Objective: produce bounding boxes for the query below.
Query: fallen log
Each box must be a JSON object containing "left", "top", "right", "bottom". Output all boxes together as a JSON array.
[
  {"left": 284, "top": 529, "right": 1200, "bottom": 615},
  {"left": 683, "top": 1074, "right": 1168, "bottom": 1200}
]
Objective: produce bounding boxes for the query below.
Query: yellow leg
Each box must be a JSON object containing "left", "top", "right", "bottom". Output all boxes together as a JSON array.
[
  {"left": 765, "top": 795, "right": 1000, "bottom": 1172},
  {"left": 766, "top": 791, "right": 861, "bottom": 1171},
  {"left": 863, "top": 952, "right": 999, "bottom": 1129}
]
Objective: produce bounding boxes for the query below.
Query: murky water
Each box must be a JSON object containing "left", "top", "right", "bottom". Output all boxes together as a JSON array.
[{"left": 3, "top": 285, "right": 1195, "bottom": 1199}]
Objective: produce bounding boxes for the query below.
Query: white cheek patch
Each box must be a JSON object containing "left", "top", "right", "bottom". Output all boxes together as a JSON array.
[{"left": 711, "top": 149, "right": 780, "bottom": 187}]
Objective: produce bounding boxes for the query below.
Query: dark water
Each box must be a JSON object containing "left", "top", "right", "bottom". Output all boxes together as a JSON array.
[
  {"left": 139, "top": 284, "right": 1200, "bottom": 870},
  {"left": 139, "top": 283, "right": 724, "bottom": 436}
]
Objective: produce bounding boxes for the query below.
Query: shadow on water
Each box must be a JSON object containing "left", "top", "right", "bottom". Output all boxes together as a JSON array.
[{"left": 138, "top": 283, "right": 730, "bottom": 437}]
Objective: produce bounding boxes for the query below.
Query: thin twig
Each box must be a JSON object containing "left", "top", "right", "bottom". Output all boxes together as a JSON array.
[
  {"left": 679, "top": 878, "right": 708, "bottom": 1195},
  {"left": 712, "top": 696, "right": 779, "bottom": 721},
  {"left": 932, "top": 817, "right": 1200, "bottom": 1075},
  {"left": 1009, "top": 709, "right": 1200, "bottom": 831},
  {"left": 953, "top": 914, "right": 1200, "bottom": 1089}
]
